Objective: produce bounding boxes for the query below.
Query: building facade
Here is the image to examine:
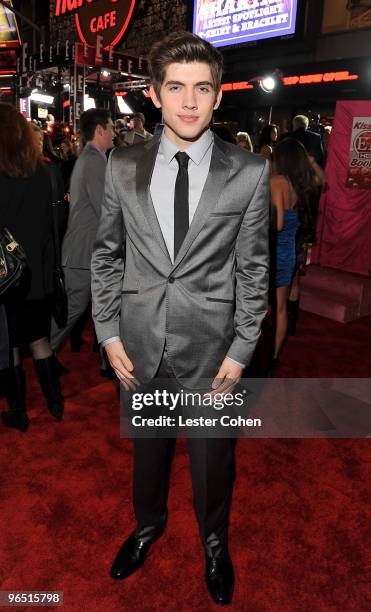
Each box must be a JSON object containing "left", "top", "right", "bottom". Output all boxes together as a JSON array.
[{"left": 4, "top": 1, "right": 370, "bottom": 132}]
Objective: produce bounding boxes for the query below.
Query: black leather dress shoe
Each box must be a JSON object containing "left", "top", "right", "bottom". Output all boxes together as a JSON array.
[
  {"left": 110, "top": 531, "right": 162, "bottom": 580},
  {"left": 205, "top": 550, "right": 234, "bottom": 605}
]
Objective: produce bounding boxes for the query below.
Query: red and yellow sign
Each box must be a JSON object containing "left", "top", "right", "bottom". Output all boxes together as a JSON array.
[{"left": 54, "top": 0, "right": 137, "bottom": 48}]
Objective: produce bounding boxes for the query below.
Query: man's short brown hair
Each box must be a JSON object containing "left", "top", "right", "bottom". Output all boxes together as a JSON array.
[
  {"left": 148, "top": 31, "right": 224, "bottom": 97},
  {"left": 133, "top": 112, "right": 145, "bottom": 126}
]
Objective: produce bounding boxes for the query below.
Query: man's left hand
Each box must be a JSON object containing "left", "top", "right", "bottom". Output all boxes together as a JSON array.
[{"left": 210, "top": 357, "right": 243, "bottom": 396}]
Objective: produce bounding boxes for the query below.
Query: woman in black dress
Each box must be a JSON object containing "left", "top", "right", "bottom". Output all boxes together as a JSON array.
[{"left": 0, "top": 103, "right": 64, "bottom": 431}]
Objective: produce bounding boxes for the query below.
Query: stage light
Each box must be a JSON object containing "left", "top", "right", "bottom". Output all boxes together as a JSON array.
[
  {"left": 259, "top": 77, "right": 276, "bottom": 93},
  {"left": 117, "top": 95, "right": 134, "bottom": 114},
  {"left": 30, "top": 92, "right": 54, "bottom": 104},
  {"left": 84, "top": 95, "right": 96, "bottom": 110}
]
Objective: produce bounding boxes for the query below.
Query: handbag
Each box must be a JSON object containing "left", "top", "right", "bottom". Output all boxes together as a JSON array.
[
  {"left": 47, "top": 164, "right": 68, "bottom": 329},
  {"left": 0, "top": 227, "right": 28, "bottom": 297}
]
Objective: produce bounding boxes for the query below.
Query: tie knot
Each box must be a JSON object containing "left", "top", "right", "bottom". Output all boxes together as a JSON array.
[{"left": 175, "top": 151, "right": 190, "bottom": 169}]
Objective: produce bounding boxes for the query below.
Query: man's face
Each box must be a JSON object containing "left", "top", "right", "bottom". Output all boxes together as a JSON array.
[{"left": 150, "top": 61, "right": 222, "bottom": 148}]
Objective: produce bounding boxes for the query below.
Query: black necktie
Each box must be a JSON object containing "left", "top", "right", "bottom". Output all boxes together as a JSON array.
[{"left": 174, "top": 152, "right": 190, "bottom": 259}]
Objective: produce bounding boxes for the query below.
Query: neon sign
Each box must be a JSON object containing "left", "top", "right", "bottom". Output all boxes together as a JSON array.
[
  {"left": 282, "top": 71, "right": 359, "bottom": 86},
  {"left": 193, "top": 0, "right": 298, "bottom": 48},
  {"left": 54, "top": 0, "right": 137, "bottom": 49},
  {"left": 221, "top": 81, "right": 254, "bottom": 91},
  {"left": 220, "top": 71, "right": 360, "bottom": 93}
]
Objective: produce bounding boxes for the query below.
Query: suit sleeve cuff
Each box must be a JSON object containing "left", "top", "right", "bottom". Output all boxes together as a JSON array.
[
  {"left": 101, "top": 336, "right": 121, "bottom": 348},
  {"left": 226, "top": 335, "right": 260, "bottom": 369},
  {"left": 225, "top": 356, "right": 245, "bottom": 368}
]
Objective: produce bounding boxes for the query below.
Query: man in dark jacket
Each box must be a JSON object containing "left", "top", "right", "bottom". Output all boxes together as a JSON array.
[{"left": 284, "top": 114, "right": 325, "bottom": 167}]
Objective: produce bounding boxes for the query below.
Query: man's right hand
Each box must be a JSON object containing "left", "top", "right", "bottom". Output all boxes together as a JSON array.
[{"left": 104, "top": 340, "right": 138, "bottom": 391}]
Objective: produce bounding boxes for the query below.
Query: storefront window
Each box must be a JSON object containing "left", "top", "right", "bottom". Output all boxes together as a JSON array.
[{"left": 322, "top": 0, "right": 371, "bottom": 33}]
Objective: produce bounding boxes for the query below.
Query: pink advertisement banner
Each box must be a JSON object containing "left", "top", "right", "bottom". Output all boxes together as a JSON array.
[
  {"left": 311, "top": 101, "right": 371, "bottom": 276},
  {"left": 346, "top": 117, "right": 371, "bottom": 190}
]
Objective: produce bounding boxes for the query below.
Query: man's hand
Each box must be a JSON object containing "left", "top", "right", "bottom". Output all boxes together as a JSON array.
[
  {"left": 104, "top": 340, "right": 138, "bottom": 391},
  {"left": 210, "top": 357, "right": 243, "bottom": 397}
]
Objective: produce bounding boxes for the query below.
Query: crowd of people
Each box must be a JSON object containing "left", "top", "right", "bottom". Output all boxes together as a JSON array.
[
  {"left": 214, "top": 115, "right": 328, "bottom": 371},
  {"left": 0, "top": 100, "right": 328, "bottom": 434}
]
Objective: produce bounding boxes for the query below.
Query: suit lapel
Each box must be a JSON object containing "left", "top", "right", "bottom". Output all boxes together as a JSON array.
[
  {"left": 172, "top": 136, "right": 232, "bottom": 270},
  {"left": 135, "top": 137, "right": 172, "bottom": 262}
]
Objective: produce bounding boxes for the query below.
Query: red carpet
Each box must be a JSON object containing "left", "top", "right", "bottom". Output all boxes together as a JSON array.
[{"left": 0, "top": 312, "right": 370, "bottom": 611}]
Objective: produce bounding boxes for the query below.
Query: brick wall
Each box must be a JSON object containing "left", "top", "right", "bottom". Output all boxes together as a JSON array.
[{"left": 49, "top": 0, "right": 189, "bottom": 57}]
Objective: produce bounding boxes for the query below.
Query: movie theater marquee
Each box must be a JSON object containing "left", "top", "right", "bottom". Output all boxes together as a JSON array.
[{"left": 54, "top": 0, "right": 137, "bottom": 48}]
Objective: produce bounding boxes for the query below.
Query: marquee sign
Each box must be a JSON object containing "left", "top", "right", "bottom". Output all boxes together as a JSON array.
[
  {"left": 219, "top": 71, "right": 360, "bottom": 93},
  {"left": 282, "top": 71, "right": 359, "bottom": 86},
  {"left": 54, "top": 0, "right": 137, "bottom": 48},
  {"left": 193, "top": 0, "right": 298, "bottom": 48}
]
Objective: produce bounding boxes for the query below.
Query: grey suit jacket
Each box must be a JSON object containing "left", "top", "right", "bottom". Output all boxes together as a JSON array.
[
  {"left": 91, "top": 135, "right": 270, "bottom": 387},
  {"left": 62, "top": 142, "right": 107, "bottom": 269}
]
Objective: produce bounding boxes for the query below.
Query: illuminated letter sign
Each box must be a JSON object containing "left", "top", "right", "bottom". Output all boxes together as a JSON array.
[
  {"left": 282, "top": 71, "right": 359, "bottom": 86},
  {"left": 193, "top": 0, "right": 298, "bottom": 48},
  {"left": 54, "top": 0, "right": 137, "bottom": 49}
]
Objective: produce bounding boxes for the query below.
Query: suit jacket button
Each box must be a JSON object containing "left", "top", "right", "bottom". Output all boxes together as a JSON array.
[{"left": 168, "top": 276, "right": 175, "bottom": 283}]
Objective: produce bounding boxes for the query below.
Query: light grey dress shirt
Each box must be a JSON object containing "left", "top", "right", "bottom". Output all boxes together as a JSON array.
[
  {"left": 150, "top": 129, "right": 214, "bottom": 262},
  {"left": 102, "top": 129, "right": 244, "bottom": 368}
]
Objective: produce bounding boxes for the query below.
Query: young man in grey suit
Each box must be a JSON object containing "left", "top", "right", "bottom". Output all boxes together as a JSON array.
[
  {"left": 50, "top": 108, "right": 114, "bottom": 353},
  {"left": 91, "top": 32, "right": 269, "bottom": 605}
]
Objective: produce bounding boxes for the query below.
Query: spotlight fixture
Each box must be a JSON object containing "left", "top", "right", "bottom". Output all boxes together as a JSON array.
[{"left": 259, "top": 76, "right": 277, "bottom": 93}]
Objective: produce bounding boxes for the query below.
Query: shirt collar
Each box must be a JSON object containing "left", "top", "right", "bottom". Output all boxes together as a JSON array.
[{"left": 160, "top": 129, "right": 214, "bottom": 166}]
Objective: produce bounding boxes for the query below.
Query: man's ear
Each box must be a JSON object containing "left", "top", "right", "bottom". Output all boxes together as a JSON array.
[
  {"left": 150, "top": 85, "right": 162, "bottom": 109},
  {"left": 95, "top": 124, "right": 104, "bottom": 138},
  {"left": 213, "top": 89, "right": 222, "bottom": 111}
]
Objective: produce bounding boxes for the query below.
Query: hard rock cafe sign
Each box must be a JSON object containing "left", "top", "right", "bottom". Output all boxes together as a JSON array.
[{"left": 54, "top": 0, "right": 137, "bottom": 48}]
